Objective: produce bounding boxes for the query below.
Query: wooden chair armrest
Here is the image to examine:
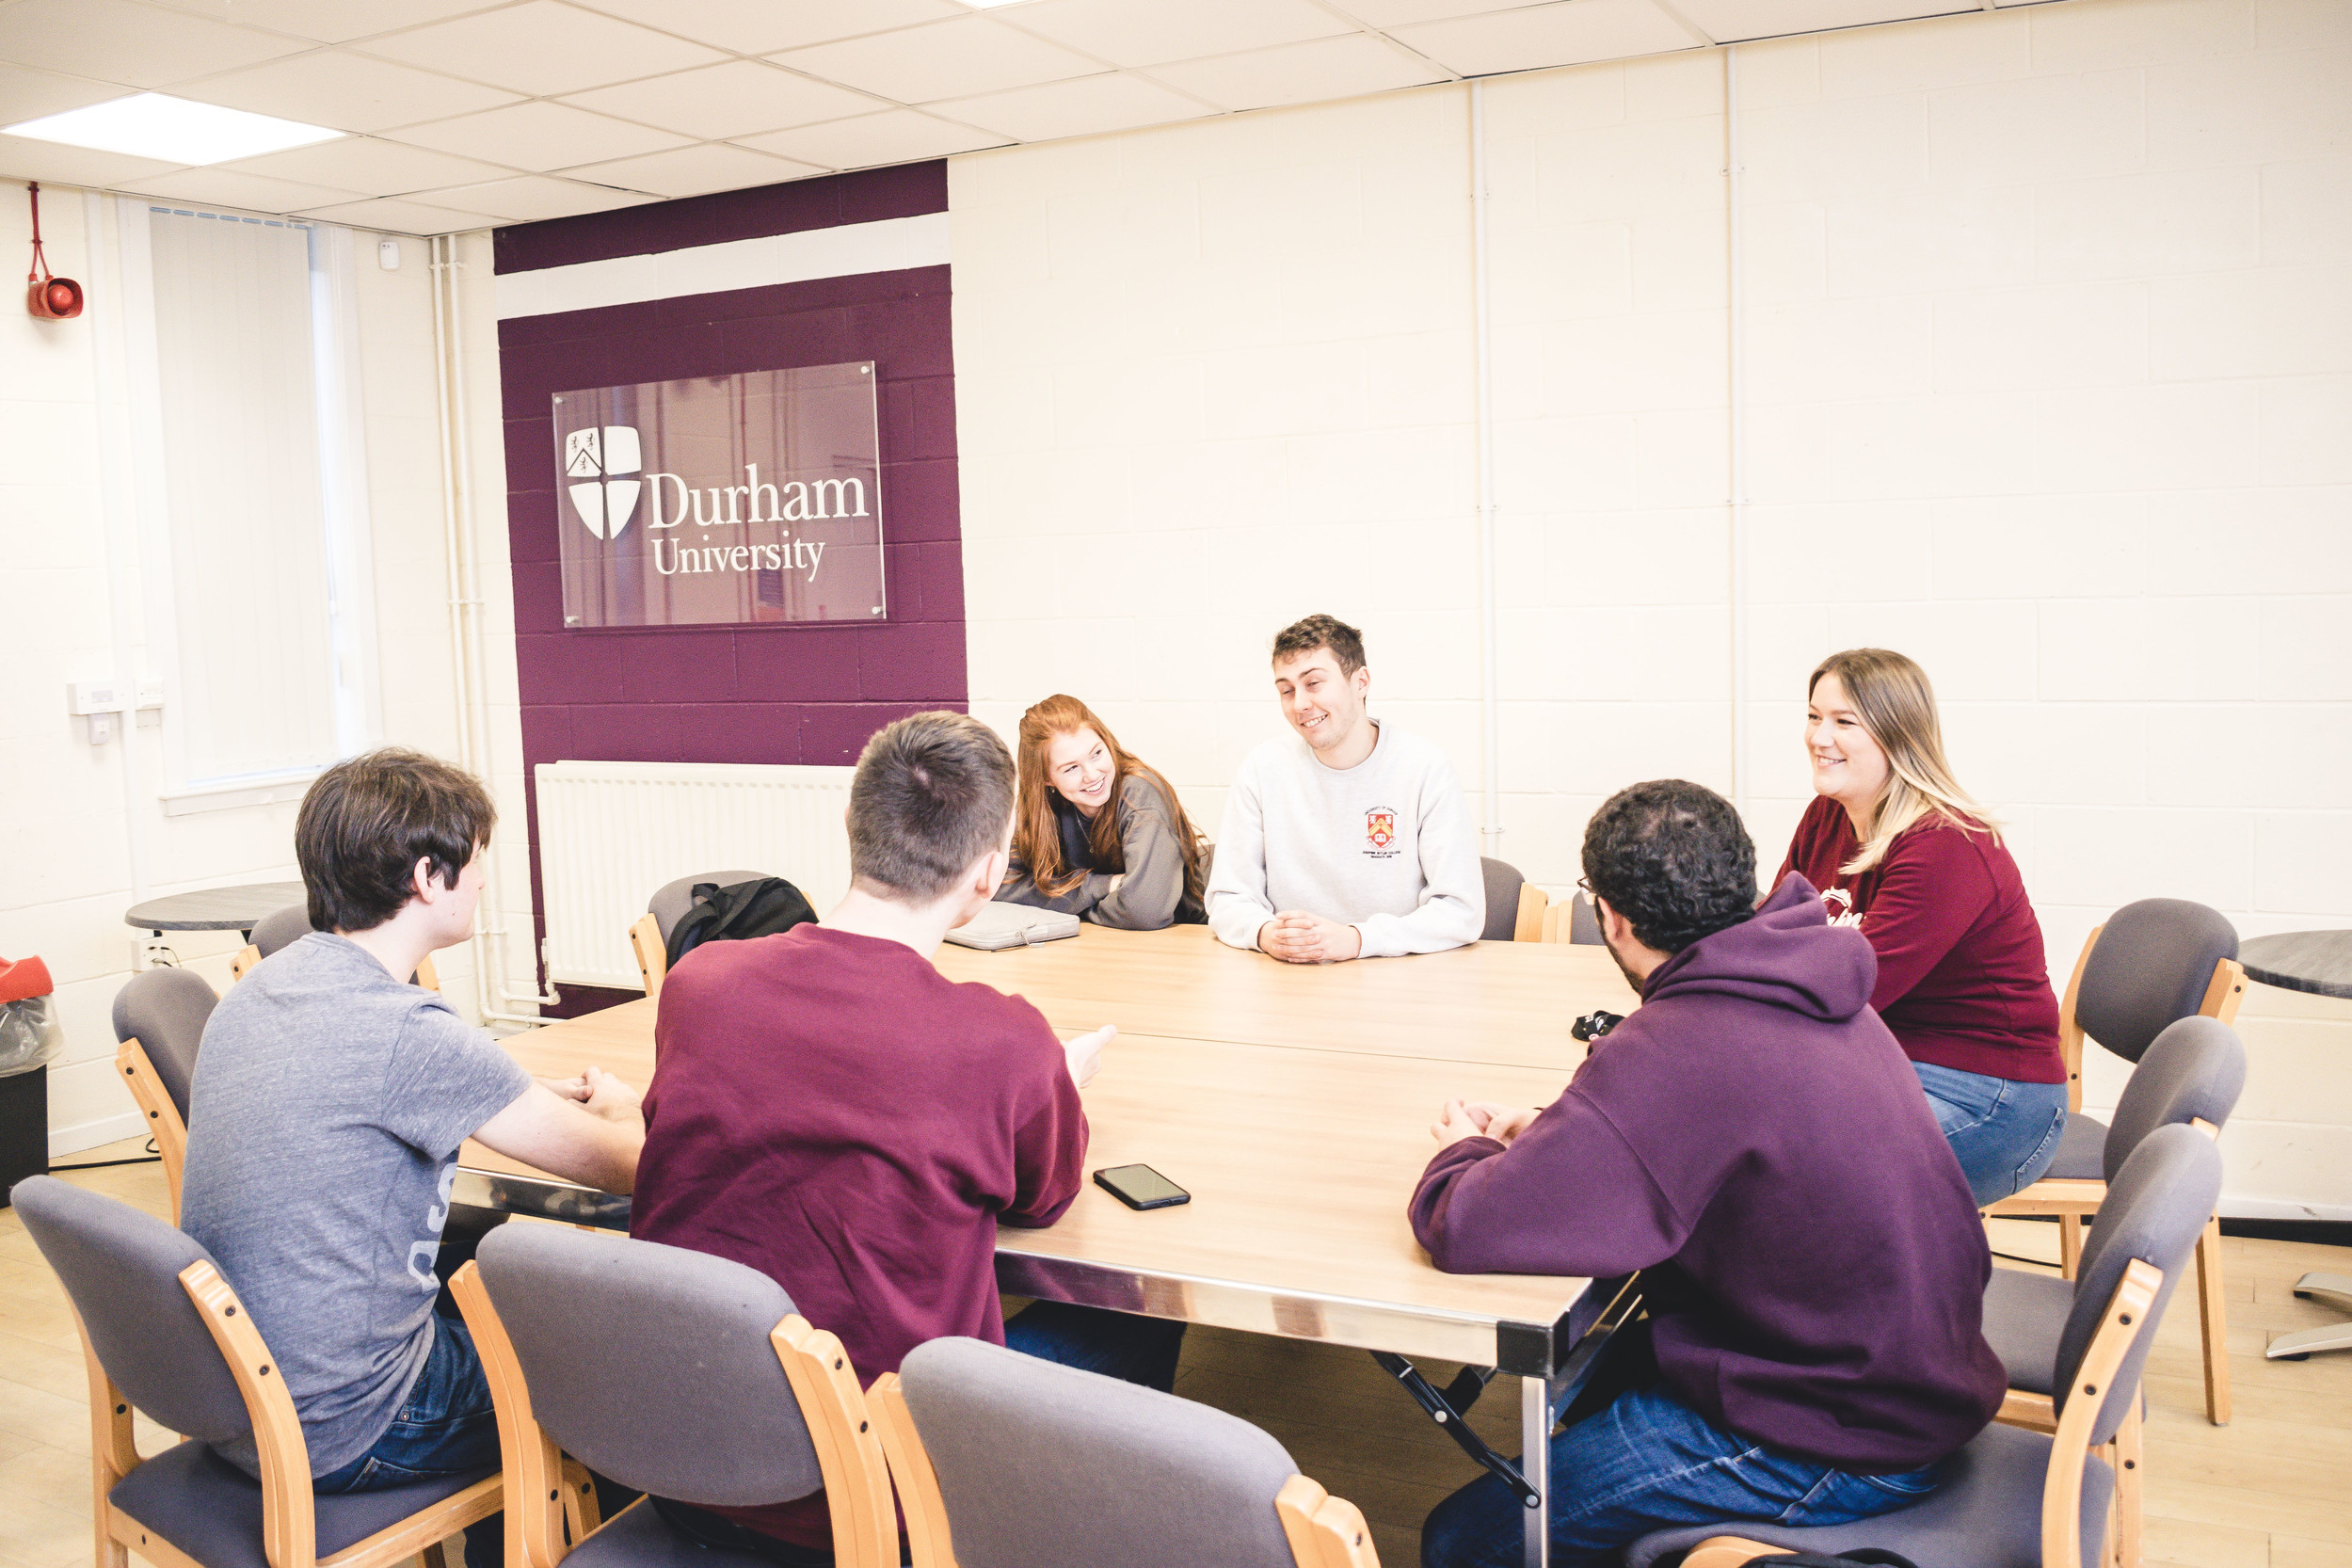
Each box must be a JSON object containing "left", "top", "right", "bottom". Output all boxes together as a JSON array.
[
  {"left": 230, "top": 943, "right": 264, "bottom": 982},
  {"left": 772, "top": 1317, "right": 895, "bottom": 1568},
  {"left": 181, "top": 1261, "right": 317, "bottom": 1568},
  {"left": 1997, "top": 1387, "right": 2057, "bottom": 1432},
  {"left": 449, "top": 1263, "right": 569, "bottom": 1568},
  {"left": 870, "top": 1373, "right": 956, "bottom": 1568},
  {"left": 116, "top": 1037, "right": 188, "bottom": 1222},
  {"left": 2200, "top": 957, "right": 2246, "bottom": 1026},
  {"left": 1512, "top": 884, "right": 1549, "bottom": 944},
  {"left": 628, "top": 915, "right": 665, "bottom": 1000},
  {"left": 1275, "top": 1474, "right": 1380, "bottom": 1567},
  {"left": 2044, "top": 1257, "right": 2161, "bottom": 1568},
  {"left": 1989, "top": 1178, "right": 2106, "bottom": 1218},
  {"left": 1680, "top": 1540, "right": 1789, "bottom": 1567}
]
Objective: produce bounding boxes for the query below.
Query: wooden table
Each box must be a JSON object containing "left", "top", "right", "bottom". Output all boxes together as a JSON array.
[{"left": 456, "top": 925, "right": 1643, "bottom": 1567}]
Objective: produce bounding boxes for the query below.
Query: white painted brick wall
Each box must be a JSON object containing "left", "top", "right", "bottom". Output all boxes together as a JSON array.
[{"left": 951, "top": 0, "right": 2352, "bottom": 1218}]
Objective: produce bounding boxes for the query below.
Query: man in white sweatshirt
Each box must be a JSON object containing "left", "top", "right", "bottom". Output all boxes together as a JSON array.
[{"left": 1206, "top": 614, "right": 1484, "bottom": 962}]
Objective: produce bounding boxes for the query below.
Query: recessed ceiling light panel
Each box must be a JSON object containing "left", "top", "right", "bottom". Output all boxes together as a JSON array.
[{"left": 4, "top": 93, "right": 344, "bottom": 167}]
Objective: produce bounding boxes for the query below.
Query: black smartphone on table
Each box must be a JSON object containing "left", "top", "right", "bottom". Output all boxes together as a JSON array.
[{"left": 1094, "top": 1163, "right": 1190, "bottom": 1210}]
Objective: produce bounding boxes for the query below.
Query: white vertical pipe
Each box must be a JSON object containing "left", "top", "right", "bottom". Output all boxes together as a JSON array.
[
  {"left": 1471, "top": 82, "right": 1503, "bottom": 855},
  {"left": 1725, "top": 46, "right": 1750, "bottom": 814},
  {"left": 88, "top": 193, "right": 154, "bottom": 914}
]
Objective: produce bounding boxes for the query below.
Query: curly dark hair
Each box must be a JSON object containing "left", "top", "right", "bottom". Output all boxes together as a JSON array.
[{"left": 1580, "top": 780, "right": 1757, "bottom": 955}]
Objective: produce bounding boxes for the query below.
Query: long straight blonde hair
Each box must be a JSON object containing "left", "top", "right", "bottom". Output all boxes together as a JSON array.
[{"left": 1810, "top": 648, "right": 2000, "bottom": 875}]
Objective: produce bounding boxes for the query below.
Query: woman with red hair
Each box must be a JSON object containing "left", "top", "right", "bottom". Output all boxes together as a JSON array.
[{"left": 1000, "top": 695, "right": 1208, "bottom": 930}]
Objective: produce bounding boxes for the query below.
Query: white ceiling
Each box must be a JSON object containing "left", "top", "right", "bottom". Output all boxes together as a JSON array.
[{"left": 0, "top": 0, "right": 2052, "bottom": 236}]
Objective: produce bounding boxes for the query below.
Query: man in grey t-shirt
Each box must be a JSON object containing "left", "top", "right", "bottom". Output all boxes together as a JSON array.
[{"left": 181, "top": 749, "right": 642, "bottom": 1567}]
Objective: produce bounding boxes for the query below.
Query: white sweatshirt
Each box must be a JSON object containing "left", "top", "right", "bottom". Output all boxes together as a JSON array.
[{"left": 1206, "top": 721, "right": 1485, "bottom": 958}]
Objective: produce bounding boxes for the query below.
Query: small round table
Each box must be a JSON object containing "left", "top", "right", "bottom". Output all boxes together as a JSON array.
[
  {"left": 2241, "top": 930, "right": 2352, "bottom": 1362},
  {"left": 123, "top": 881, "right": 308, "bottom": 943}
]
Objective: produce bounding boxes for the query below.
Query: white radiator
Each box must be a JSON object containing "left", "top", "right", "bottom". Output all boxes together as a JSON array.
[{"left": 535, "top": 760, "right": 856, "bottom": 989}]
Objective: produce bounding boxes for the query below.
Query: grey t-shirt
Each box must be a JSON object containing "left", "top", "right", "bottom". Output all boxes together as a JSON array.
[{"left": 179, "top": 933, "right": 532, "bottom": 1476}]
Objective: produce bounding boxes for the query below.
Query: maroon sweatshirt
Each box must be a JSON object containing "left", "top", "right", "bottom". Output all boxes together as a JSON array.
[
  {"left": 1779, "top": 795, "right": 2065, "bottom": 1084},
  {"left": 630, "top": 923, "right": 1088, "bottom": 1547},
  {"left": 1411, "top": 874, "right": 2004, "bottom": 1471}
]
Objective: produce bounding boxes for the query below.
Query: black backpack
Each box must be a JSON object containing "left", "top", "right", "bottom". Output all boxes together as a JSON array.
[{"left": 664, "top": 877, "right": 818, "bottom": 967}]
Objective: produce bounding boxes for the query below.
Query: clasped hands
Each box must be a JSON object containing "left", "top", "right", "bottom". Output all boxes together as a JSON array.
[
  {"left": 1431, "top": 1097, "right": 1539, "bottom": 1150},
  {"left": 1258, "top": 910, "right": 1363, "bottom": 965},
  {"left": 536, "top": 1065, "right": 642, "bottom": 1122}
]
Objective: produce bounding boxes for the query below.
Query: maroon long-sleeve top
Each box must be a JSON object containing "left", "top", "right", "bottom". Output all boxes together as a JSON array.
[
  {"left": 1411, "top": 875, "right": 2006, "bottom": 1472},
  {"left": 630, "top": 922, "right": 1088, "bottom": 1547},
  {"left": 1779, "top": 794, "right": 2064, "bottom": 1083}
]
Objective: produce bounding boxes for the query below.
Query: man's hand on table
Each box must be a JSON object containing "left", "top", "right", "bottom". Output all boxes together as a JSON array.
[
  {"left": 536, "top": 1066, "right": 642, "bottom": 1123},
  {"left": 1258, "top": 911, "right": 1363, "bottom": 965},
  {"left": 1064, "top": 1024, "right": 1115, "bottom": 1088},
  {"left": 1431, "top": 1099, "right": 1539, "bottom": 1150}
]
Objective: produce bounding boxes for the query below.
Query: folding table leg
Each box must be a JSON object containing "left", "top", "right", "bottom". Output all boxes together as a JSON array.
[{"left": 1523, "top": 1375, "right": 1550, "bottom": 1568}]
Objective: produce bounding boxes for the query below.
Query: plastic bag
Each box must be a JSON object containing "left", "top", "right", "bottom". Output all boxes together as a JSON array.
[{"left": 0, "top": 996, "right": 61, "bottom": 1077}]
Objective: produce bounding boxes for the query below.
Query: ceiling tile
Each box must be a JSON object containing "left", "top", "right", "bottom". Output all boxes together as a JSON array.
[
  {"left": 176, "top": 49, "right": 523, "bottom": 133},
  {"left": 0, "top": 131, "right": 186, "bottom": 186},
  {"left": 117, "top": 165, "right": 367, "bottom": 211},
  {"left": 735, "top": 108, "right": 1011, "bottom": 168},
  {"left": 296, "top": 192, "right": 505, "bottom": 232},
  {"left": 560, "top": 141, "right": 825, "bottom": 197},
  {"left": 1669, "top": 0, "right": 1976, "bottom": 40},
  {"left": 932, "top": 72, "right": 1214, "bottom": 142},
  {"left": 1343, "top": 0, "right": 1560, "bottom": 24},
  {"left": 1390, "top": 0, "right": 1700, "bottom": 75},
  {"left": 137, "top": 0, "right": 508, "bottom": 45},
  {"left": 1006, "top": 0, "right": 1352, "bottom": 69},
  {"left": 355, "top": 1, "right": 727, "bottom": 98},
  {"left": 558, "top": 60, "right": 883, "bottom": 140},
  {"left": 1148, "top": 34, "right": 1449, "bottom": 111},
  {"left": 407, "top": 173, "right": 652, "bottom": 221},
  {"left": 217, "top": 135, "right": 514, "bottom": 195},
  {"left": 569, "top": 0, "right": 963, "bottom": 56},
  {"left": 0, "top": 63, "right": 137, "bottom": 122},
  {"left": 769, "top": 15, "right": 1102, "bottom": 105},
  {"left": 383, "top": 99, "right": 694, "bottom": 170},
  {"left": 0, "top": 0, "right": 312, "bottom": 88}
]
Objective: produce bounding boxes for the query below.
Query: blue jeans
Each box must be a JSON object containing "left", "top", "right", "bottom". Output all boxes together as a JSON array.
[
  {"left": 1420, "top": 1384, "right": 1941, "bottom": 1568},
  {"left": 315, "top": 1316, "right": 504, "bottom": 1568},
  {"left": 1912, "top": 1060, "right": 2069, "bottom": 1208},
  {"left": 1003, "top": 1299, "right": 1189, "bottom": 1391}
]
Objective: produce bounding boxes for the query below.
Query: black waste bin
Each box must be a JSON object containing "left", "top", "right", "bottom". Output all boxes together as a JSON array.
[{"left": 0, "top": 1066, "right": 43, "bottom": 1203}]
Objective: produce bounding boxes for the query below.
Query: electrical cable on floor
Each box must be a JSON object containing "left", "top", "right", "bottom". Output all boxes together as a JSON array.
[{"left": 50, "top": 1137, "right": 164, "bottom": 1172}]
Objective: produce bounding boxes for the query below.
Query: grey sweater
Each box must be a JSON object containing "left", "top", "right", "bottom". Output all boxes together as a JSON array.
[{"left": 1000, "top": 774, "right": 1207, "bottom": 930}]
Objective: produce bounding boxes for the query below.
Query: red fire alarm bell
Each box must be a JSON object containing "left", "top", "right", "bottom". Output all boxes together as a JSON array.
[{"left": 25, "top": 183, "right": 84, "bottom": 320}]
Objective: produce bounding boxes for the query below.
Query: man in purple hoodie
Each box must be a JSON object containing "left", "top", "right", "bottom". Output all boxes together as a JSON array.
[{"left": 1413, "top": 779, "right": 2004, "bottom": 1568}]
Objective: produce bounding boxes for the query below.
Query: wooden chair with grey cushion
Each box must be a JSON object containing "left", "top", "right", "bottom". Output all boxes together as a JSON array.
[
  {"left": 450, "top": 1222, "right": 899, "bottom": 1568},
  {"left": 872, "top": 1335, "right": 1380, "bottom": 1568},
  {"left": 1479, "top": 857, "right": 1549, "bottom": 943},
  {"left": 12, "top": 1176, "right": 499, "bottom": 1568},
  {"left": 233, "top": 904, "right": 440, "bottom": 992},
  {"left": 1539, "top": 890, "right": 1603, "bottom": 946},
  {"left": 1981, "top": 1016, "right": 2243, "bottom": 1568},
  {"left": 629, "top": 870, "right": 771, "bottom": 1001},
  {"left": 1627, "top": 1123, "right": 2223, "bottom": 1568},
  {"left": 1992, "top": 897, "right": 2245, "bottom": 1423},
  {"left": 109, "top": 967, "right": 217, "bottom": 1223}
]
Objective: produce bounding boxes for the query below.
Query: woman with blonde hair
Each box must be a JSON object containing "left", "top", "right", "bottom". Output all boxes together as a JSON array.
[
  {"left": 1000, "top": 695, "right": 1208, "bottom": 930},
  {"left": 1777, "top": 648, "right": 2067, "bottom": 1206}
]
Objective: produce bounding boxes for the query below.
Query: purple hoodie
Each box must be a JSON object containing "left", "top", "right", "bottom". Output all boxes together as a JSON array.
[{"left": 1411, "top": 873, "right": 2005, "bottom": 1471}]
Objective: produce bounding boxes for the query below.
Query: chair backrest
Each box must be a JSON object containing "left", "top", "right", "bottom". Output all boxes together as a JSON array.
[
  {"left": 2103, "top": 1016, "right": 2246, "bottom": 1182},
  {"left": 110, "top": 967, "right": 217, "bottom": 1122},
  {"left": 2076, "top": 898, "right": 2238, "bottom": 1064},
  {"left": 11, "top": 1176, "right": 254, "bottom": 1445},
  {"left": 1478, "top": 858, "right": 1523, "bottom": 943},
  {"left": 2055, "top": 1122, "right": 2223, "bottom": 1445},
  {"left": 898, "top": 1336, "right": 1304, "bottom": 1568},
  {"left": 648, "top": 871, "right": 772, "bottom": 945},
  {"left": 473, "top": 1224, "right": 824, "bottom": 1508},
  {"left": 249, "top": 904, "right": 313, "bottom": 959}
]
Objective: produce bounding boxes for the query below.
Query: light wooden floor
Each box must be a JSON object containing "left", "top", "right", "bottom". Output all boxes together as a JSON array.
[{"left": 6, "top": 1145, "right": 2350, "bottom": 1568}]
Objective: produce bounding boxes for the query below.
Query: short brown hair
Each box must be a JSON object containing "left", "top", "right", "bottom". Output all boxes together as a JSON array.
[
  {"left": 1271, "top": 613, "right": 1366, "bottom": 677},
  {"left": 848, "top": 711, "right": 1016, "bottom": 900},
  {"left": 296, "top": 748, "right": 496, "bottom": 933}
]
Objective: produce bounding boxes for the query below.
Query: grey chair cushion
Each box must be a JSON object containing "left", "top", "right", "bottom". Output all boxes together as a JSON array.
[
  {"left": 110, "top": 967, "right": 217, "bottom": 1122},
  {"left": 567, "top": 1496, "right": 777, "bottom": 1568},
  {"left": 11, "top": 1176, "right": 251, "bottom": 1444},
  {"left": 2056, "top": 1124, "right": 2222, "bottom": 1445},
  {"left": 111, "top": 1439, "right": 490, "bottom": 1568},
  {"left": 2075, "top": 898, "right": 2237, "bottom": 1064},
  {"left": 1624, "top": 1421, "right": 2112, "bottom": 1568},
  {"left": 1567, "top": 890, "right": 1602, "bottom": 945},
  {"left": 648, "top": 872, "right": 771, "bottom": 945},
  {"left": 474, "top": 1224, "right": 823, "bottom": 1508},
  {"left": 900, "top": 1336, "right": 1300, "bottom": 1568},
  {"left": 1479, "top": 858, "right": 1524, "bottom": 942},
  {"left": 2104, "top": 1017, "right": 2246, "bottom": 1182},
  {"left": 1980, "top": 1267, "right": 2072, "bottom": 1397},
  {"left": 2041, "top": 1111, "right": 2108, "bottom": 1182},
  {"left": 248, "top": 904, "right": 313, "bottom": 959}
]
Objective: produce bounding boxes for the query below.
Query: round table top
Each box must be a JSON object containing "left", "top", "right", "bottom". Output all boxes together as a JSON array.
[
  {"left": 124, "top": 881, "right": 307, "bottom": 934},
  {"left": 2239, "top": 930, "right": 2352, "bottom": 1000}
]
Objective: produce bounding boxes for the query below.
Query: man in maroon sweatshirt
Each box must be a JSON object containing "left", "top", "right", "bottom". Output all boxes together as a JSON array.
[
  {"left": 1414, "top": 780, "right": 2004, "bottom": 1568},
  {"left": 628, "top": 711, "right": 1186, "bottom": 1564}
]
